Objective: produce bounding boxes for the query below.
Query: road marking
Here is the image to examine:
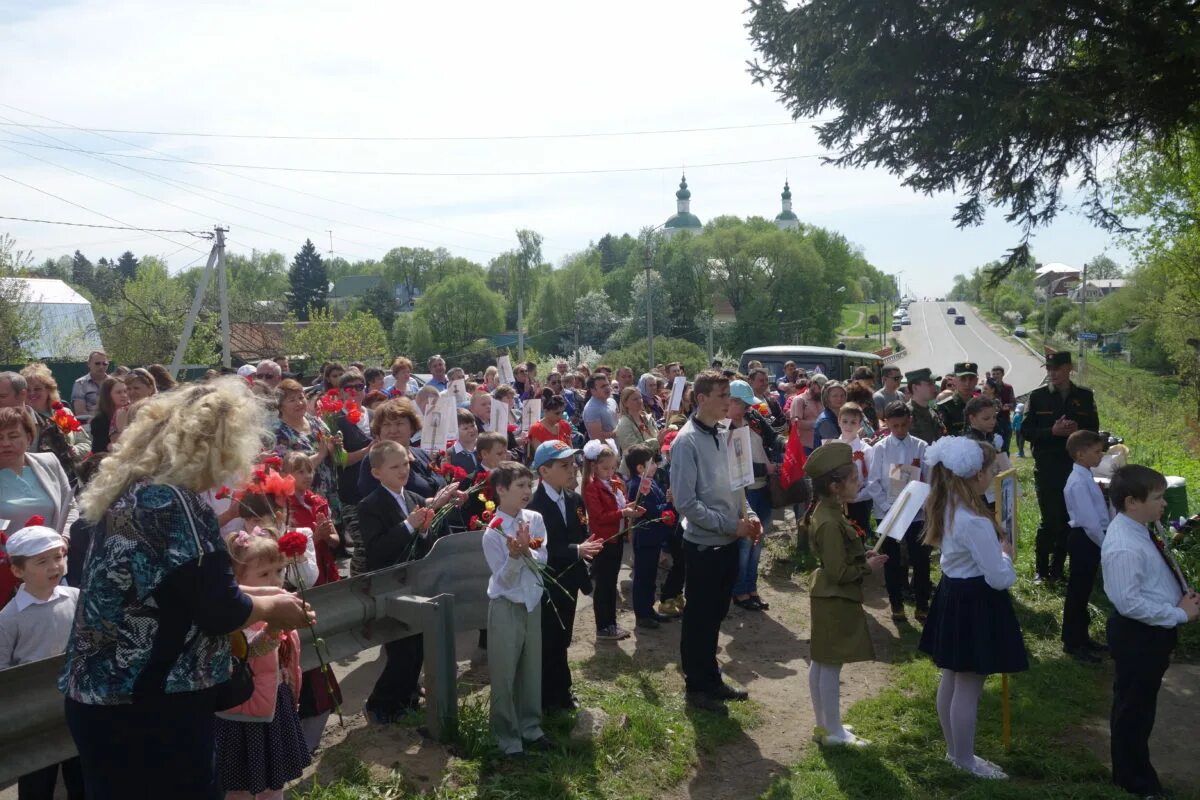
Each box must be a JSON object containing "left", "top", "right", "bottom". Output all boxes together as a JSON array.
[
  {"left": 958, "top": 306, "right": 1014, "bottom": 374},
  {"left": 933, "top": 301, "right": 970, "bottom": 360}
]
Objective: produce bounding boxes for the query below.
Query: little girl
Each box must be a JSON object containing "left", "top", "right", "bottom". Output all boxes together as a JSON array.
[
  {"left": 216, "top": 530, "right": 311, "bottom": 799},
  {"left": 918, "top": 437, "right": 1028, "bottom": 780},
  {"left": 806, "top": 441, "right": 887, "bottom": 747},
  {"left": 837, "top": 403, "right": 875, "bottom": 535},
  {"left": 582, "top": 440, "right": 644, "bottom": 641},
  {"left": 280, "top": 452, "right": 344, "bottom": 755},
  {"left": 963, "top": 398, "right": 1011, "bottom": 511}
]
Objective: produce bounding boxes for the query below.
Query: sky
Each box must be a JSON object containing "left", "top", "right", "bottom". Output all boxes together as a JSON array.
[{"left": 0, "top": 0, "right": 1128, "bottom": 298}]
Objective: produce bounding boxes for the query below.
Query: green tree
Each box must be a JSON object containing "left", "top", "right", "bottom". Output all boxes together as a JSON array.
[
  {"left": 604, "top": 336, "right": 709, "bottom": 377},
  {"left": 0, "top": 277, "right": 40, "bottom": 362},
  {"left": 572, "top": 290, "right": 621, "bottom": 352},
  {"left": 747, "top": 0, "right": 1200, "bottom": 275},
  {"left": 286, "top": 239, "right": 328, "bottom": 320},
  {"left": 356, "top": 284, "right": 397, "bottom": 332},
  {"left": 98, "top": 257, "right": 219, "bottom": 365},
  {"left": 71, "top": 250, "right": 94, "bottom": 291},
  {"left": 415, "top": 273, "right": 505, "bottom": 355},
  {"left": 1087, "top": 254, "right": 1124, "bottom": 280},
  {"left": 116, "top": 251, "right": 139, "bottom": 283},
  {"left": 284, "top": 308, "right": 388, "bottom": 366}
]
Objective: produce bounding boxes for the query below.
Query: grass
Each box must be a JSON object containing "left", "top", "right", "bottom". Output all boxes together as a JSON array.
[
  {"left": 761, "top": 460, "right": 1139, "bottom": 800},
  {"left": 290, "top": 665, "right": 761, "bottom": 800}
]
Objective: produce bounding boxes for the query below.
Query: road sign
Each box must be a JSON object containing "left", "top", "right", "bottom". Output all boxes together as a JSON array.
[{"left": 1077, "top": 332, "right": 1099, "bottom": 341}]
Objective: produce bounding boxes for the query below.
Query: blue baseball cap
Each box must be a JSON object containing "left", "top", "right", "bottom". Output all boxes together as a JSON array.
[
  {"left": 532, "top": 440, "right": 579, "bottom": 470},
  {"left": 729, "top": 379, "right": 760, "bottom": 406}
]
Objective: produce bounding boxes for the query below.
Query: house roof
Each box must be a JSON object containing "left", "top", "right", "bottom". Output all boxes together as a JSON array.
[
  {"left": 4, "top": 277, "right": 91, "bottom": 305},
  {"left": 330, "top": 275, "right": 382, "bottom": 299},
  {"left": 2, "top": 277, "right": 103, "bottom": 359}
]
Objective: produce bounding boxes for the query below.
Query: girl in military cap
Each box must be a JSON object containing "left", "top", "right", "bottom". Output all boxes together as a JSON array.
[{"left": 805, "top": 442, "right": 888, "bottom": 747}]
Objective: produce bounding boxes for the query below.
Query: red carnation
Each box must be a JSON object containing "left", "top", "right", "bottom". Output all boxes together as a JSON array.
[
  {"left": 488, "top": 516, "right": 504, "bottom": 530},
  {"left": 507, "top": 424, "right": 518, "bottom": 433},
  {"left": 469, "top": 515, "right": 482, "bottom": 530},
  {"left": 529, "top": 537, "right": 544, "bottom": 550},
  {"left": 23, "top": 515, "right": 45, "bottom": 528},
  {"left": 262, "top": 454, "right": 283, "bottom": 470},
  {"left": 661, "top": 509, "right": 677, "bottom": 526},
  {"left": 51, "top": 401, "right": 64, "bottom": 411},
  {"left": 481, "top": 509, "right": 493, "bottom": 522},
  {"left": 345, "top": 402, "right": 362, "bottom": 425},
  {"left": 263, "top": 470, "right": 296, "bottom": 499},
  {"left": 277, "top": 530, "right": 308, "bottom": 559},
  {"left": 215, "top": 486, "right": 232, "bottom": 500},
  {"left": 447, "top": 465, "right": 468, "bottom": 482}
]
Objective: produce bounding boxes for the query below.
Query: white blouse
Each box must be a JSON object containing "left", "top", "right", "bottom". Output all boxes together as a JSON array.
[{"left": 937, "top": 505, "right": 1015, "bottom": 590}]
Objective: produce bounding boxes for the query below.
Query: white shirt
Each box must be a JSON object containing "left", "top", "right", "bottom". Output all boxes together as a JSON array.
[
  {"left": 1102, "top": 512, "right": 1188, "bottom": 629},
  {"left": 865, "top": 433, "right": 927, "bottom": 518},
  {"left": 839, "top": 435, "right": 873, "bottom": 504},
  {"left": 482, "top": 508, "right": 549, "bottom": 612},
  {"left": 384, "top": 486, "right": 425, "bottom": 538},
  {"left": 937, "top": 506, "right": 1016, "bottom": 590},
  {"left": 1064, "top": 463, "right": 1112, "bottom": 548},
  {"left": 542, "top": 484, "right": 568, "bottom": 526}
]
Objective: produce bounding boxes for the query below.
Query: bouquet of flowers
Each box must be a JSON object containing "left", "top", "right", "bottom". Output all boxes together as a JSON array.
[
  {"left": 49, "top": 401, "right": 82, "bottom": 434},
  {"left": 276, "top": 530, "right": 342, "bottom": 725},
  {"left": 315, "top": 390, "right": 349, "bottom": 467}
]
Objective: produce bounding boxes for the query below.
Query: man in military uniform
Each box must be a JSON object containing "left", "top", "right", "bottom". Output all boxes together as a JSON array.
[
  {"left": 1025, "top": 352, "right": 1100, "bottom": 583},
  {"left": 935, "top": 362, "right": 979, "bottom": 436},
  {"left": 905, "top": 367, "right": 945, "bottom": 444}
]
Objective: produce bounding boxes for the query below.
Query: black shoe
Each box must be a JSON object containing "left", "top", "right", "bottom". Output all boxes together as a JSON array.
[
  {"left": 749, "top": 595, "right": 770, "bottom": 610},
  {"left": 712, "top": 682, "right": 749, "bottom": 702},
  {"left": 1064, "top": 645, "right": 1102, "bottom": 664},
  {"left": 1086, "top": 638, "right": 1109, "bottom": 652},
  {"left": 524, "top": 735, "right": 553, "bottom": 752},
  {"left": 686, "top": 691, "right": 729, "bottom": 716},
  {"left": 635, "top": 616, "right": 661, "bottom": 630},
  {"left": 651, "top": 612, "right": 675, "bottom": 623},
  {"left": 734, "top": 597, "right": 764, "bottom": 611}
]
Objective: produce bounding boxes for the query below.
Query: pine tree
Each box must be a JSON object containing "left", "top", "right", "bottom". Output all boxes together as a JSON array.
[
  {"left": 71, "top": 250, "right": 94, "bottom": 290},
  {"left": 287, "top": 239, "right": 328, "bottom": 321},
  {"left": 116, "top": 251, "right": 139, "bottom": 282}
]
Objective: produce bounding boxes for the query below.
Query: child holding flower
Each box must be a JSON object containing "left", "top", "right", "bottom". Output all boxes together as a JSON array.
[
  {"left": 625, "top": 444, "right": 676, "bottom": 630},
  {"left": 582, "top": 440, "right": 645, "bottom": 641},
  {"left": 216, "top": 528, "right": 310, "bottom": 799},
  {"left": 482, "top": 461, "right": 552, "bottom": 756}
]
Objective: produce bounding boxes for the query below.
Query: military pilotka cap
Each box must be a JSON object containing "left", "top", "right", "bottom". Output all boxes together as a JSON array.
[
  {"left": 954, "top": 362, "right": 979, "bottom": 377},
  {"left": 905, "top": 367, "right": 936, "bottom": 385},
  {"left": 805, "top": 441, "right": 853, "bottom": 479},
  {"left": 1046, "top": 352, "right": 1073, "bottom": 368}
]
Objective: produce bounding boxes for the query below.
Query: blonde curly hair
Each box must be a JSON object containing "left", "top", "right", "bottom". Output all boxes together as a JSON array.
[{"left": 79, "top": 377, "right": 271, "bottom": 522}]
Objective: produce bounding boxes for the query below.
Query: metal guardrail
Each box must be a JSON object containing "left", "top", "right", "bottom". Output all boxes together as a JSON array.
[{"left": 0, "top": 531, "right": 490, "bottom": 784}]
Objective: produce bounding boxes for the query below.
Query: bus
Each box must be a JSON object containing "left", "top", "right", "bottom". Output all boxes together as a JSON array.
[{"left": 739, "top": 345, "right": 884, "bottom": 384}]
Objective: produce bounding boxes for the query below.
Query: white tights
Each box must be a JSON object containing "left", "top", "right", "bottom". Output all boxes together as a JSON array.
[
  {"left": 936, "top": 669, "right": 986, "bottom": 765},
  {"left": 808, "top": 661, "right": 845, "bottom": 737}
]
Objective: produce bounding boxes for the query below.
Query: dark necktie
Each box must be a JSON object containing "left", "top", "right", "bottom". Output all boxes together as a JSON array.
[{"left": 1148, "top": 525, "right": 1188, "bottom": 594}]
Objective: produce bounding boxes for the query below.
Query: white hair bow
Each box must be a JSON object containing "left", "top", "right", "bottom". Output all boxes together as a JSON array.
[
  {"left": 925, "top": 436, "right": 985, "bottom": 478},
  {"left": 582, "top": 440, "right": 608, "bottom": 461}
]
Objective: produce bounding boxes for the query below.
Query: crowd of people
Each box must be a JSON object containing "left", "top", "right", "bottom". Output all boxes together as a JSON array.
[{"left": 0, "top": 347, "right": 1193, "bottom": 799}]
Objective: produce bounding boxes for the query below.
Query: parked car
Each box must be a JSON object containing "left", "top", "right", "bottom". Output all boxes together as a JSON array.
[
  {"left": 947, "top": 306, "right": 957, "bottom": 315},
  {"left": 901, "top": 317, "right": 912, "bottom": 325},
  {"left": 954, "top": 316, "right": 966, "bottom": 325},
  {"left": 1014, "top": 325, "right": 1027, "bottom": 338},
  {"left": 892, "top": 323, "right": 903, "bottom": 332}
]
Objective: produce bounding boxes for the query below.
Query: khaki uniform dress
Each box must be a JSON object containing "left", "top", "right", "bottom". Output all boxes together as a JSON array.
[{"left": 809, "top": 500, "right": 875, "bottom": 664}]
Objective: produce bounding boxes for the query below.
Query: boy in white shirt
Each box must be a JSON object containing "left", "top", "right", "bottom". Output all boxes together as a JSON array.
[
  {"left": 837, "top": 402, "right": 874, "bottom": 535},
  {"left": 0, "top": 520, "right": 84, "bottom": 797},
  {"left": 1102, "top": 464, "right": 1200, "bottom": 797},
  {"left": 866, "top": 401, "right": 931, "bottom": 622},
  {"left": 1061, "top": 430, "right": 1111, "bottom": 663},
  {"left": 482, "top": 461, "right": 551, "bottom": 757}
]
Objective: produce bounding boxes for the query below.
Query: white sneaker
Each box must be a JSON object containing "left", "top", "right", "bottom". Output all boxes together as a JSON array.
[
  {"left": 821, "top": 730, "right": 871, "bottom": 747},
  {"left": 947, "top": 754, "right": 1007, "bottom": 779}
]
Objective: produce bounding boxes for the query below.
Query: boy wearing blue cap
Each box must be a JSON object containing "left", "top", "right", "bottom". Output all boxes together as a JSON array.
[{"left": 529, "top": 441, "right": 602, "bottom": 713}]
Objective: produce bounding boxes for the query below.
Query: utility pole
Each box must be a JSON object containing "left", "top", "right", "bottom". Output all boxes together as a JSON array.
[
  {"left": 216, "top": 227, "right": 230, "bottom": 368},
  {"left": 517, "top": 298, "right": 525, "bottom": 363},
  {"left": 706, "top": 321, "right": 714, "bottom": 363},
  {"left": 326, "top": 230, "right": 334, "bottom": 255},
  {"left": 1078, "top": 260, "right": 1088, "bottom": 378},
  {"left": 169, "top": 226, "right": 224, "bottom": 377}
]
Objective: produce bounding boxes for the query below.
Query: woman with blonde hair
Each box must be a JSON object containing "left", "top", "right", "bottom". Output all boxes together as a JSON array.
[
  {"left": 614, "top": 386, "right": 664, "bottom": 476},
  {"left": 20, "top": 363, "right": 91, "bottom": 481},
  {"left": 918, "top": 437, "right": 1027, "bottom": 780},
  {"left": 61, "top": 378, "right": 314, "bottom": 798}
]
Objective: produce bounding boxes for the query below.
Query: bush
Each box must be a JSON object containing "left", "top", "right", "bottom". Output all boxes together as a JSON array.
[
  {"left": 867, "top": 314, "right": 880, "bottom": 325},
  {"left": 602, "top": 336, "right": 709, "bottom": 375}
]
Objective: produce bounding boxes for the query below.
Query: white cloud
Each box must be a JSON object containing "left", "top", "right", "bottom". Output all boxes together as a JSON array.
[{"left": 0, "top": 0, "right": 1126, "bottom": 295}]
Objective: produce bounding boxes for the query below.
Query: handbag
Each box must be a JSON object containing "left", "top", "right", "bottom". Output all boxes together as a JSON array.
[{"left": 213, "top": 629, "right": 256, "bottom": 711}]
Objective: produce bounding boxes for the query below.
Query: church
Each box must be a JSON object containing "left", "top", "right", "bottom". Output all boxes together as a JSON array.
[{"left": 660, "top": 174, "right": 800, "bottom": 238}]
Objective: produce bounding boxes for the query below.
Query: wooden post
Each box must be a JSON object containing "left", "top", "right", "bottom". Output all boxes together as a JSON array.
[{"left": 1002, "top": 674, "right": 1011, "bottom": 752}]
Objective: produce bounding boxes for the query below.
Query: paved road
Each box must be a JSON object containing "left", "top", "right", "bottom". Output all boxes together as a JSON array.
[{"left": 893, "top": 301, "right": 1046, "bottom": 396}]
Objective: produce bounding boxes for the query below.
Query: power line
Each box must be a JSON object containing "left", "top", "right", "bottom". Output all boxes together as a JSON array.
[
  {"left": 0, "top": 117, "right": 811, "bottom": 143},
  {"left": 0, "top": 214, "right": 210, "bottom": 236},
  {"left": 0, "top": 139, "right": 826, "bottom": 177}
]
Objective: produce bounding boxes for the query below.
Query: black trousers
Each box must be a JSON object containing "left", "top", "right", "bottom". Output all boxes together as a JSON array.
[
  {"left": 680, "top": 539, "right": 739, "bottom": 693},
  {"left": 541, "top": 586, "right": 579, "bottom": 710},
  {"left": 17, "top": 758, "right": 84, "bottom": 800},
  {"left": 65, "top": 695, "right": 221, "bottom": 800},
  {"left": 590, "top": 536, "right": 624, "bottom": 630},
  {"left": 660, "top": 528, "right": 686, "bottom": 601},
  {"left": 1034, "top": 459, "right": 1072, "bottom": 579},
  {"left": 1107, "top": 613, "right": 1177, "bottom": 796},
  {"left": 1062, "top": 529, "right": 1101, "bottom": 648},
  {"left": 881, "top": 520, "right": 932, "bottom": 613},
  {"left": 366, "top": 634, "right": 424, "bottom": 715}
]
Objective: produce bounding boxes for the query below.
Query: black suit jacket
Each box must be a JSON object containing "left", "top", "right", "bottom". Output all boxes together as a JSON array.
[
  {"left": 527, "top": 484, "right": 592, "bottom": 597},
  {"left": 358, "top": 485, "right": 432, "bottom": 572},
  {"left": 450, "top": 447, "right": 480, "bottom": 476}
]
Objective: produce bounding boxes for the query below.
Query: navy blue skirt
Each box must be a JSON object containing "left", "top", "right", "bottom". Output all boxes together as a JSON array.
[
  {"left": 215, "top": 683, "right": 312, "bottom": 793},
  {"left": 918, "top": 576, "right": 1029, "bottom": 675}
]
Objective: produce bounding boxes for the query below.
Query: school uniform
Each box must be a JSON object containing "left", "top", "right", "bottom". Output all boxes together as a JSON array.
[
  {"left": 1061, "top": 463, "right": 1111, "bottom": 650},
  {"left": 583, "top": 476, "right": 628, "bottom": 633},
  {"left": 627, "top": 473, "right": 672, "bottom": 619},
  {"left": 527, "top": 484, "right": 591, "bottom": 712},
  {"left": 865, "top": 432, "right": 932, "bottom": 614},
  {"left": 450, "top": 442, "right": 481, "bottom": 476},
  {"left": 1101, "top": 512, "right": 1189, "bottom": 796},
  {"left": 358, "top": 484, "right": 432, "bottom": 720},
  {"left": 918, "top": 506, "right": 1029, "bottom": 675},
  {"left": 809, "top": 501, "right": 874, "bottom": 663},
  {"left": 483, "top": 509, "right": 549, "bottom": 754}
]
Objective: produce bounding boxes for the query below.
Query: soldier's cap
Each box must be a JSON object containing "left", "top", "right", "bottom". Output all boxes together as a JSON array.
[
  {"left": 1046, "top": 351, "right": 1072, "bottom": 368},
  {"left": 806, "top": 441, "right": 853, "bottom": 479},
  {"left": 953, "top": 362, "right": 978, "bottom": 377},
  {"left": 905, "top": 367, "right": 936, "bottom": 385}
]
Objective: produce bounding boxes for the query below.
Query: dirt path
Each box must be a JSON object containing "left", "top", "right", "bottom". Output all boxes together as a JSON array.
[{"left": 295, "top": 519, "right": 904, "bottom": 800}]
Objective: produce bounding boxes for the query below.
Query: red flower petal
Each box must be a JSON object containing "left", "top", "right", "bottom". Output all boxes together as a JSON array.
[{"left": 23, "top": 515, "right": 45, "bottom": 527}]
